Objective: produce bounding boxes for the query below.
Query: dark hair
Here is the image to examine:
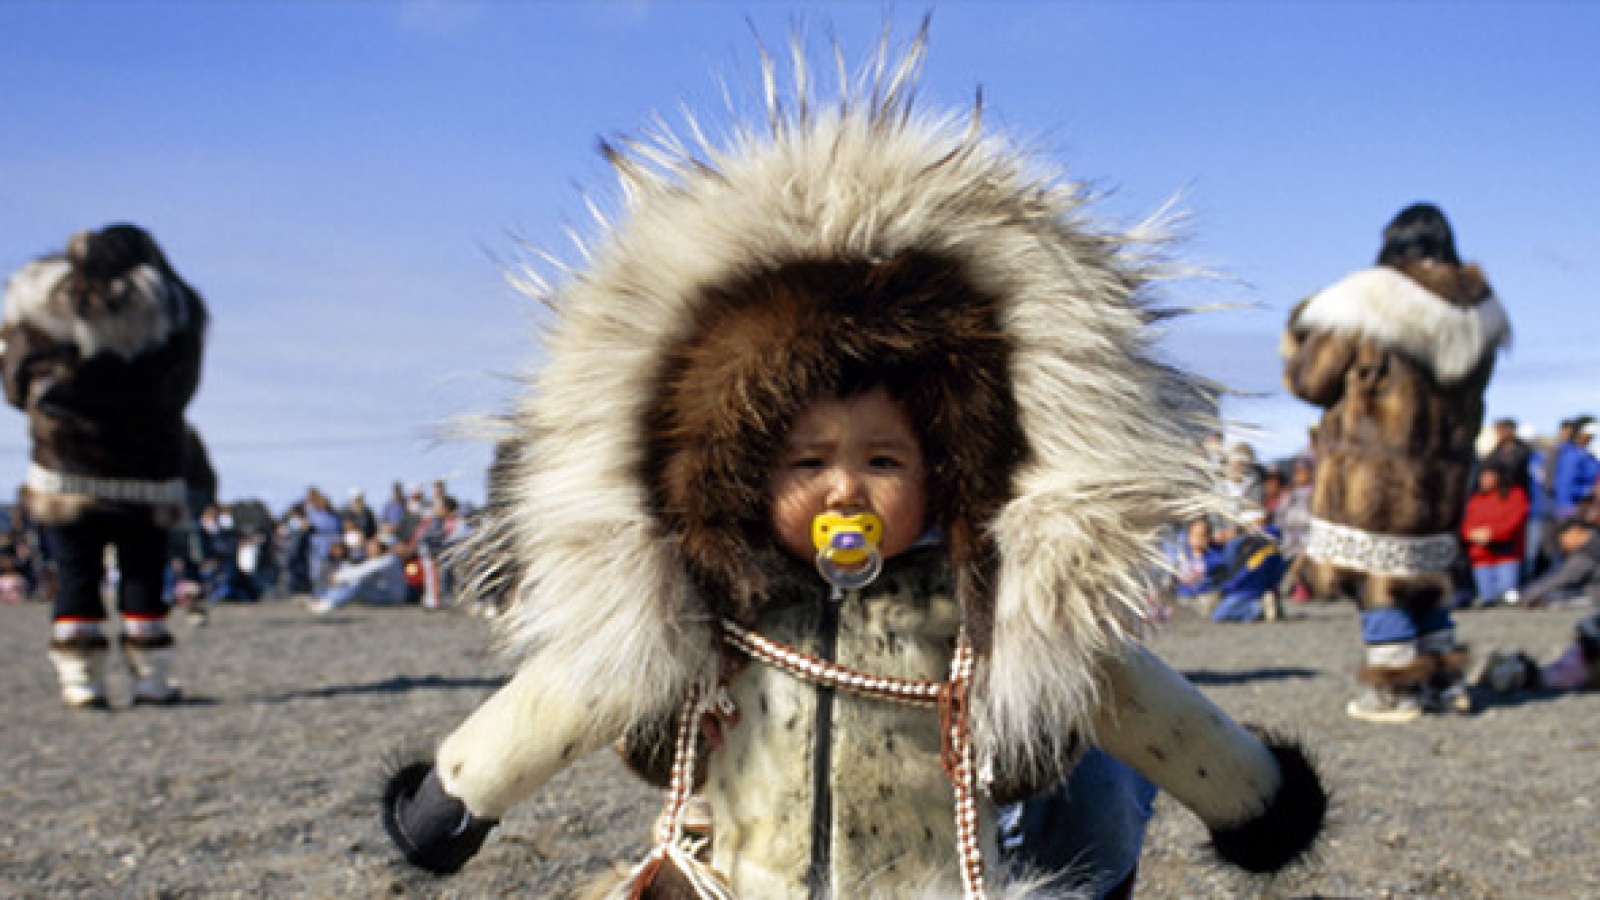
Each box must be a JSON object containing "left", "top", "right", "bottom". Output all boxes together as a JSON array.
[
  {"left": 1377, "top": 202, "right": 1462, "bottom": 267},
  {"left": 1478, "top": 461, "right": 1513, "bottom": 498}
]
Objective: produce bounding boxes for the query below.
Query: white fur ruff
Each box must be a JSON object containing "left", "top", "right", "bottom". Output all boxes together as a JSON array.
[
  {"left": 3, "top": 257, "right": 188, "bottom": 360},
  {"left": 1294, "top": 266, "right": 1509, "bottom": 384}
]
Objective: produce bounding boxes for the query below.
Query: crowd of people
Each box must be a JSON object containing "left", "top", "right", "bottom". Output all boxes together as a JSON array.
[
  {"left": 1158, "top": 436, "right": 1305, "bottom": 624},
  {"left": 5, "top": 418, "right": 1594, "bottom": 635},
  {"left": 1, "top": 478, "right": 483, "bottom": 619},
  {"left": 1155, "top": 414, "right": 1600, "bottom": 628}
]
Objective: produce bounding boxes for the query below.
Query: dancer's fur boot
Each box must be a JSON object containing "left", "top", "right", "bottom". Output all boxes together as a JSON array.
[
  {"left": 122, "top": 634, "right": 182, "bottom": 705},
  {"left": 48, "top": 637, "right": 110, "bottom": 709}
]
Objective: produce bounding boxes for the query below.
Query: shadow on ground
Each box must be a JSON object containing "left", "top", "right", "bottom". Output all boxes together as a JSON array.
[
  {"left": 1181, "top": 666, "right": 1320, "bottom": 686},
  {"left": 260, "top": 674, "right": 507, "bottom": 703}
]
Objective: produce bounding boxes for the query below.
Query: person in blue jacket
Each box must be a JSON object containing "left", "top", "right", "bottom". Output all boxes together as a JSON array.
[
  {"left": 1553, "top": 417, "right": 1598, "bottom": 520},
  {"left": 1210, "top": 509, "right": 1288, "bottom": 623}
]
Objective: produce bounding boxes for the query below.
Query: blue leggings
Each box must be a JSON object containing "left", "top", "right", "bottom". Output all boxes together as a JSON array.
[
  {"left": 999, "top": 748, "right": 1157, "bottom": 898},
  {"left": 1360, "top": 605, "right": 1453, "bottom": 645}
]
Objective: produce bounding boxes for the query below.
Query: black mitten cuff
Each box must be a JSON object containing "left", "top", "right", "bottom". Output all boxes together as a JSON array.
[
  {"left": 1208, "top": 736, "right": 1327, "bottom": 874},
  {"left": 381, "top": 761, "right": 498, "bottom": 875}
]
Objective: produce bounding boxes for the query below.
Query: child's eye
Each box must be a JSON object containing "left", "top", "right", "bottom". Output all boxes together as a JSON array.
[
  {"left": 791, "top": 456, "right": 824, "bottom": 469},
  {"left": 869, "top": 455, "right": 904, "bottom": 469}
]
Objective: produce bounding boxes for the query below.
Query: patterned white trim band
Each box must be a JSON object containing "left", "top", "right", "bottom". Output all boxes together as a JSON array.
[
  {"left": 1305, "top": 517, "right": 1457, "bottom": 577},
  {"left": 27, "top": 462, "right": 185, "bottom": 505},
  {"left": 1365, "top": 642, "right": 1418, "bottom": 667}
]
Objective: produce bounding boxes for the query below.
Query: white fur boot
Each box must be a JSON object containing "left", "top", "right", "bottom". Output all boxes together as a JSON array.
[
  {"left": 123, "top": 639, "right": 182, "bottom": 705},
  {"left": 48, "top": 642, "right": 110, "bottom": 709}
]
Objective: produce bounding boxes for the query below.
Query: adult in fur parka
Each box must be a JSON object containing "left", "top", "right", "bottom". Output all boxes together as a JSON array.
[
  {"left": 1282, "top": 202, "right": 1510, "bottom": 724},
  {"left": 2, "top": 223, "right": 208, "bottom": 708},
  {"left": 383, "top": 34, "right": 1325, "bottom": 898}
]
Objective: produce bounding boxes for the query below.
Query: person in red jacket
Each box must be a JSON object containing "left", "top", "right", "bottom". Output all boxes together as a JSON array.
[{"left": 1461, "top": 462, "right": 1529, "bottom": 605}]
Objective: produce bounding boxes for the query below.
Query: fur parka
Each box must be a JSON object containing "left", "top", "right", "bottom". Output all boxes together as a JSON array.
[
  {"left": 1282, "top": 260, "right": 1509, "bottom": 609},
  {"left": 412, "top": 35, "right": 1325, "bottom": 897},
  {"left": 1, "top": 224, "right": 208, "bottom": 526}
]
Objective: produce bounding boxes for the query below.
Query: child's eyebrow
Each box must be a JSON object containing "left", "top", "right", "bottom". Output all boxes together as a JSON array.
[
  {"left": 781, "top": 436, "right": 833, "bottom": 453},
  {"left": 865, "top": 435, "right": 920, "bottom": 454}
]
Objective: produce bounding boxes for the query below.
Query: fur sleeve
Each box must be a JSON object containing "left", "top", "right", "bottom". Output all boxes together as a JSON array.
[
  {"left": 1282, "top": 328, "right": 1355, "bottom": 409},
  {"left": 435, "top": 662, "right": 624, "bottom": 819},
  {"left": 1089, "top": 645, "right": 1325, "bottom": 871}
]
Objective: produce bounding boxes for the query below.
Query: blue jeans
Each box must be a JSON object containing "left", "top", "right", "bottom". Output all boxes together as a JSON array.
[
  {"left": 1211, "top": 591, "right": 1262, "bottom": 622},
  {"left": 1471, "top": 561, "right": 1520, "bottom": 604},
  {"left": 998, "top": 748, "right": 1157, "bottom": 898}
]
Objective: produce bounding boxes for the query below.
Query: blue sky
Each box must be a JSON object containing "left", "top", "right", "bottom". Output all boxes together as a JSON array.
[{"left": 3, "top": 1, "right": 1598, "bottom": 511}]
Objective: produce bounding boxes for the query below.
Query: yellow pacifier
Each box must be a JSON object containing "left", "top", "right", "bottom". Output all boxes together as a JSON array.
[{"left": 811, "top": 511, "right": 885, "bottom": 591}]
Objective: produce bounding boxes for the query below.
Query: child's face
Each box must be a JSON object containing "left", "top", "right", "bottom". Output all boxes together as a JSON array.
[{"left": 768, "top": 386, "right": 927, "bottom": 567}]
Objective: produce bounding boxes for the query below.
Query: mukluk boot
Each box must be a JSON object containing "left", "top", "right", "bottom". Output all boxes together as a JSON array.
[
  {"left": 1346, "top": 642, "right": 1431, "bottom": 724},
  {"left": 1419, "top": 628, "right": 1472, "bottom": 714},
  {"left": 121, "top": 627, "right": 181, "bottom": 705},
  {"left": 48, "top": 634, "right": 110, "bottom": 709}
]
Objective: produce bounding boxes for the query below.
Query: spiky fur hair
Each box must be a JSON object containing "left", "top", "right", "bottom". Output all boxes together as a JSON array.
[{"left": 464, "top": 29, "right": 1227, "bottom": 783}]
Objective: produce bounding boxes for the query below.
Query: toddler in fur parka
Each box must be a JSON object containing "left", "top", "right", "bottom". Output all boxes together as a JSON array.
[{"left": 382, "top": 33, "right": 1326, "bottom": 899}]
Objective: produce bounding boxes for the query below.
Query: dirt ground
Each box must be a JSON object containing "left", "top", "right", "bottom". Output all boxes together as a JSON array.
[{"left": 1, "top": 595, "right": 1594, "bottom": 898}]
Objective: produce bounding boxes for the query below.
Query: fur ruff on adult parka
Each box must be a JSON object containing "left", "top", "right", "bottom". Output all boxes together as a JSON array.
[{"left": 433, "top": 41, "right": 1325, "bottom": 894}]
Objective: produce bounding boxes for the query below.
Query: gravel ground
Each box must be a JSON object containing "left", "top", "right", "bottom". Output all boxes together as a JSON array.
[{"left": 2, "top": 595, "right": 1594, "bottom": 899}]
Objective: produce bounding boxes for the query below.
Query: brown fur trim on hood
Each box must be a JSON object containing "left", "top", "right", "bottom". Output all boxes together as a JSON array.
[{"left": 643, "top": 251, "right": 1023, "bottom": 638}]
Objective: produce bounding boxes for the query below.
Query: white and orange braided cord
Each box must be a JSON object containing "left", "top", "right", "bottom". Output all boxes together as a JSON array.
[{"left": 628, "top": 682, "right": 737, "bottom": 900}]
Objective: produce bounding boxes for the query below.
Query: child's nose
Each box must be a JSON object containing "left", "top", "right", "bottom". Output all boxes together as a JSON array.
[{"left": 826, "top": 467, "right": 866, "bottom": 506}]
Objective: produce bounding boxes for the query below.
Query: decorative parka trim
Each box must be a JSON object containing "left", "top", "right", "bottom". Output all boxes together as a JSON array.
[
  {"left": 26, "top": 462, "right": 187, "bottom": 505},
  {"left": 1305, "top": 516, "right": 1459, "bottom": 576}
]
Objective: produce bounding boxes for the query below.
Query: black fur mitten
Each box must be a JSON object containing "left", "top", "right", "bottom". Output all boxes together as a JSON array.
[
  {"left": 382, "top": 761, "right": 498, "bottom": 875},
  {"left": 1208, "top": 738, "right": 1327, "bottom": 873}
]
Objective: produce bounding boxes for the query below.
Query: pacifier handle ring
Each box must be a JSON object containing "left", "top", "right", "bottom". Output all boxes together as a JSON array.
[{"left": 815, "top": 544, "right": 884, "bottom": 592}]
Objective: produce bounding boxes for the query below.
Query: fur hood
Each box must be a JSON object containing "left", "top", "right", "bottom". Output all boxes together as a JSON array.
[
  {"left": 474, "top": 39, "right": 1225, "bottom": 778},
  {"left": 1287, "top": 262, "right": 1509, "bottom": 385}
]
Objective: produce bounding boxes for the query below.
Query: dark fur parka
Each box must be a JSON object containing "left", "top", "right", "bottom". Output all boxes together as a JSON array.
[{"left": 1, "top": 224, "right": 208, "bottom": 526}]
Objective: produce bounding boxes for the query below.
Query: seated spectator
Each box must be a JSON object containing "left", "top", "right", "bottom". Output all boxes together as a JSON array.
[
  {"left": 1519, "top": 517, "right": 1600, "bottom": 608},
  {"left": 1209, "top": 509, "right": 1287, "bottom": 623},
  {"left": 308, "top": 537, "right": 409, "bottom": 615},
  {"left": 1460, "top": 462, "right": 1530, "bottom": 605},
  {"left": 1171, "top": 516, "right": 1226, "bottom": 611}
]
